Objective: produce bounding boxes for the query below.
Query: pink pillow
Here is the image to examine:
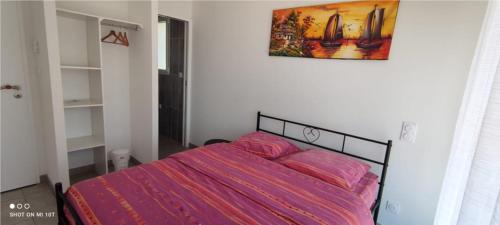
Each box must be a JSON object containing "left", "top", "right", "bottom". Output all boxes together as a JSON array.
[
  {"left": 353, "top": 172, "right": 379, "bottom": 208},
  {"left": 231, "top": 131, "right": 301, "bottom": 159},
  {"left": 276, "top": 149, "right": 371, "bottom": 190}
]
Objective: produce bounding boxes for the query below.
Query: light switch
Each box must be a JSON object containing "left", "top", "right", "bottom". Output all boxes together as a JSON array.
[{"left": 400, "top": 121, "right": 417, "bottom": 143}]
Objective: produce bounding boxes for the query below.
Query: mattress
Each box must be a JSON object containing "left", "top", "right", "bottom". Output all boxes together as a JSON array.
[{"left": 66, "top": 143, "right": 374, "bottom": 225}]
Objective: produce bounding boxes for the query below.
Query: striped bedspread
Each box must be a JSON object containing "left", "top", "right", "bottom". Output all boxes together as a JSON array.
[{"left": 66, "top": 143, "right": 374, "bottom": 225}]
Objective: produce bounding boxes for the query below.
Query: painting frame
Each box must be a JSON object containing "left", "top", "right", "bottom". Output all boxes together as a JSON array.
[{"left": 269, "top": 0, "right": 400, "bottom": 60}]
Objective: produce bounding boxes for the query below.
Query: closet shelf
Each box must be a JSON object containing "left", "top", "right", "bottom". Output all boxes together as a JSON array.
[
  {"left": 61, "top": 65, "right": 101, "bottom": 70},
  {"left": 67, "top": 135, "right": 105, "bottom": 152},
  {"left": 56, "top": 8, "right": 142, "bottom": 31},
  {"left": 101, "top": 18, "right": 142, "bottom": 31},
  {"left": 64, "top": 100, "right": 103, "bottom": 108}
]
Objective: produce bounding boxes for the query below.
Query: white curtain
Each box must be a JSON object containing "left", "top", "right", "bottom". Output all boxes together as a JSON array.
[
  {"left": 458, "top": 56, "right": 500, "bottom": 225},
  {"left": 434, "top": 2, "right": 500, "bottom": 225}
]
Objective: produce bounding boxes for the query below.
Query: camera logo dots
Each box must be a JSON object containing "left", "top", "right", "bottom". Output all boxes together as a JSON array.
[
  {"left": 8, "top": 203, "right": 30, "bottom": 210},
  {"left": 7, "top": 202, "right": 54, "bottom": 219}
]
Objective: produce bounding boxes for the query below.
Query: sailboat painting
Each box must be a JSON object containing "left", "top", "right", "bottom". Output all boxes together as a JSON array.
[{"left": 269, "top": 0, "right": 400, "bottom": 60}]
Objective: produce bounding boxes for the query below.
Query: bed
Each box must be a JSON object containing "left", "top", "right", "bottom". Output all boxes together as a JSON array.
[{"left": 56, "top": 112, "right": 392, "bottom": 225}]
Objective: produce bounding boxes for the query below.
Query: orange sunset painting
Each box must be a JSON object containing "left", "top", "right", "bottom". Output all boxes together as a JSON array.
[{"left": 269, "top": 0, "right": 400, "bottom": 60}]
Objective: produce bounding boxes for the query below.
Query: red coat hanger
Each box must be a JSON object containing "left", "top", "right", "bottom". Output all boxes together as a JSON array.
[{"left": 101, "top": 30, "right": 129, "bottom": 46}]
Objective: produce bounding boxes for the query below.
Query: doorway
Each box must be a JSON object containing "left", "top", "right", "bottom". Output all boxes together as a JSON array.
[{"left": 158, "top": 15, "right": 188, "bottom": 159}]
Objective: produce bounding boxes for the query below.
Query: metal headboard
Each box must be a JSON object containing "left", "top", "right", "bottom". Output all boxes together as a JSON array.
[{"left": 256, "top": 111, "right": 392, "bottom": 222}]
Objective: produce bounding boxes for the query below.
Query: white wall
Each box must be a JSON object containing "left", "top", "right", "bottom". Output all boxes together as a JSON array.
[
  {"left": 129, "top": 1, "right": 158, "bottom": 163},
  {"left": 33, "top": 1, "right": 71, "bottom": 188},
  {"left": 158, "top": 1, "right": 193, "bottom": 22},
  {"left": 190, "top": 1, "right": 487, "bottom": 225}
]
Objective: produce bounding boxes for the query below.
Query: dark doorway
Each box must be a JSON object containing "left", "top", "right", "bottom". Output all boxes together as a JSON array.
[{"left": 158, "top": 15, "right": 187, "bottom": 159}]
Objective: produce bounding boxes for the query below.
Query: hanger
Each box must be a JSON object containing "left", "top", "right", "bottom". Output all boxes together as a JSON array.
[
  {"left": 116, "top": 31, "right": 129, "bottom": 46},
  {"left": 101, "top": 30, "right": 119, "bottom": 43},
  {"left": 101, "top": 29, "right": 129, "bottom": 46},
  {"left": 123, "top": 32, "right": 129, "bottom": 46}
]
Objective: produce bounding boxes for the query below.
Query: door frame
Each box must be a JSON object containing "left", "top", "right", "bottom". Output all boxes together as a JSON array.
[{"left": 157, "top": 14, "right": 189, "bottom": 148}]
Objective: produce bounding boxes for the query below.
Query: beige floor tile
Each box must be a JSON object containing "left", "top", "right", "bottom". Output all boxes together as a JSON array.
[
  {"left": 33, "top": 217, "right": 57, "bottom": 225},
  {"left": 27, "top": 198, "right": 57, "bottom": 225},
  {"left": 24, "top": 196, "right": 56, "bottom": 213},
  {"left": 21, "top": 184, "right": 53, "bottom": 200},
  {"left": 1, "top": 190, "right": 24, "bottom": 201},
  {"left": 159, "top": 136, "right": 187, "bottom": 159},
  {"left": 70, "top": 171, "right": 98, "bottom": 185},
  {"left": 1, "top": 197, "right": 26, "bottom": 211},
  {"left": 1, "top": 212, "right": 34, "bottom": 225},
  {"left": 24, "top": 197, "right": 55, "bottom": 212},
  {"left": 1, "top": 200, "right": 31, "bottom": 224},
  {"left": 9, "top": 219, "right": 36, "bottom": 225},
  {"left": 1, "top": 181, "right": 56, "bottom": 225}
]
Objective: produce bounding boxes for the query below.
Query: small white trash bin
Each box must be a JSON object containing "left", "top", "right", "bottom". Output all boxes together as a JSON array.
[{"left": 111, "top": 149, "right": 130, "bottom": 171}]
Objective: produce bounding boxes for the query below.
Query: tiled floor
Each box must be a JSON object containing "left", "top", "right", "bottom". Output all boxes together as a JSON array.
[
  {"left": 1, "top": 181, "right": 57, "bottom": 225},
  {"left": 70, "top": 170, "right": 99, "bottom": 185},
  {"left": 159, "top": 136, "right": 187, "bottom": 159}
]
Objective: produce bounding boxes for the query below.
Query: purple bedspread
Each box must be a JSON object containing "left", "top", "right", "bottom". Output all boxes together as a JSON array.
[{"left": 66, "top": 143, "right": 374, "bottom": 225}]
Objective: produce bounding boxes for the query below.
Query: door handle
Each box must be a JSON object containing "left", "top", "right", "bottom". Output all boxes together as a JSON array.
[
  {"left": 1, "top": 84, "right": 22, "bottom": 98},
  {"left": 1, "top": 84, "right": 21, "bottom": 91}
]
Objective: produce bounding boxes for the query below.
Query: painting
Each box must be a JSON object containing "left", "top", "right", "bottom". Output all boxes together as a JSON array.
[{"left": 269, "top": 0, "right": 399, "bottom": 60}]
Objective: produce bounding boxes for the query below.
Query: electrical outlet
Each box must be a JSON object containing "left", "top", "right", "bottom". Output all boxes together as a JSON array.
[
  {"left": 386, "top": 201, "right": 401, "bottom": 215},
  {"left": 32, "top": 41, "right": 40, "bottom": 54},
  {"left": 400, "top": 121, "right": 417, "bottom": 143}
]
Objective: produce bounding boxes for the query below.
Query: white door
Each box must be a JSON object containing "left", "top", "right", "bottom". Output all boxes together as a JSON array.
[{"left": 1, "top": 1, "right": 39, "bottom": 192}]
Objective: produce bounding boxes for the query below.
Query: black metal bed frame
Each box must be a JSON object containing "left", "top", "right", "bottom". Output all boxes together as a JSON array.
[
  {"left": 256, "top": 111, "right": 392, "bottom": 222},
  {"left": 55, "top": 183, "right": 83, "bottom": 225},
  {"left": 55, "top": 111, "right": 392, "bottom": 224}
]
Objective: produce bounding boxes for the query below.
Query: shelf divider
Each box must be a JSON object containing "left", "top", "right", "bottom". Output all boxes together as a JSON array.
[
  {"left": 64, "top": 100, "right": 103, "bottom": 109},
  {"left": 61, "top": 65, "right": 101, "bottom": 70},
  {"left": 67, "top": 135, "right": 105, "bottom": 152}
]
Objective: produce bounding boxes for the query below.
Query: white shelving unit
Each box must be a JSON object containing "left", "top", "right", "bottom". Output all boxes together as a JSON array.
[
  {"left": 57, "top": 8, "right": 107, "bottom": 180},
  {"left": 54, "top": 7, "right": 142, "bottom": 184},
  {"left": 57, "top": 8, "right": 142, "bottom": 31}
]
